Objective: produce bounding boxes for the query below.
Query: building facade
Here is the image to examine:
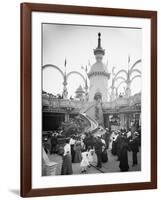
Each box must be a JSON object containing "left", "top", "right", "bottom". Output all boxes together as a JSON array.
[{"left": 42, "top": 32, "right": 141, "bottom": 132}]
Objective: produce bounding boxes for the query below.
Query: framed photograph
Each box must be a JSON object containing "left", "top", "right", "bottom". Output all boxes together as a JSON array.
[{"left": 21, "top": 3, "right": 157, "bottom": 197}]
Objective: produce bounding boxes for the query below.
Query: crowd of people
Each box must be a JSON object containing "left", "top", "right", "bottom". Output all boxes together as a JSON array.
[
  {"left": 43, "top": 126, "right": 141, "bottom": 175},
  {"left": 61, "top": 132, "right": 108, "bottom": 175},
  {"left": 110, "top": 128, "right": 141, "bottom": 171}
]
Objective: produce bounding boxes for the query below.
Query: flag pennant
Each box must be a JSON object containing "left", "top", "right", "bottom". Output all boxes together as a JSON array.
[
  {"left": 64, "top": 58, "right": 67, "bottom": 67},
  {"left": 128, "top": 55, "right": 130, "bottom": 63}
]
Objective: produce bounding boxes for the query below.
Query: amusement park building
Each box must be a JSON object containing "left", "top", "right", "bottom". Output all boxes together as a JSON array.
[{"left": 42, "top": 33, "right": 141, "bottom": 132}]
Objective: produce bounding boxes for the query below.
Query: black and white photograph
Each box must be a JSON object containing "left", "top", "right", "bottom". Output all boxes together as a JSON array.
[{"left": 42, "top": 23, "right": 142, "bottom": 176}]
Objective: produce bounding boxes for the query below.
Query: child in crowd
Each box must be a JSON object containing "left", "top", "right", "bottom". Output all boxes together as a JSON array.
[
  {"left": 87, "top": 147, "right": 95, "bottom": 166},
  {"left": 80, "top": 150, "right": 90, "bottom": 173}
]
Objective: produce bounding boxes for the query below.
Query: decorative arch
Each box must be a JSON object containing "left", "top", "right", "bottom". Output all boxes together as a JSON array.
[
  {"left": 130, "top": 68, "right": 141, "bottom": 76},
  {"left": 130, "top": 59, "right": 141, "bottom": 71},
  {"left": 66, "top": 71, "right": 86, "bottom": 85},
  {"left": 116, "top": 80, "right": 126, "bottom": 90},
  {"left": 42, "top": 64, "right": 64, "bottom": 79},
  {"left": 114, "top": 69, "right": 128, "bottom": 80},
  {"left": 114, "top": 76, "right": 126, "bottom": 83},
  {"left": 131, "top": 74, "right": 141, "bottom": 82}
]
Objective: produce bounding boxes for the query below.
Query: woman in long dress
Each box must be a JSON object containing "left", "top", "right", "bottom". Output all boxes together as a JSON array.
[
  {"left": 61, "top": 138, "right": 73, "bottom": 175},
  {"left": 119, "top": 137, "right": 129, "bottom": 172},
  {"left": 69, "top": 136, "right": 76, "bottom": 163},
  {"left": 74, "top": 141, "right": 82, "bottom": 163}
]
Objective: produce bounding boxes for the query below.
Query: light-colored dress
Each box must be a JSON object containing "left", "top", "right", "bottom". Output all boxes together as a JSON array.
[
  {"left": 80, "top": 152, "right": 89, "bottom": 167},
  {"left": 109, "top": 133, "right": 118, "bottom": 149},
  {"left": 127, "top": 131, "right": 132, "bottom": 138},
  {"left": 63, "top": 143, "right": 71, "bottom": 156},
  {"left": 61, "top": 144, "right": 72, "bottom": 175},
  {"left": 88, "top": 149, "right": 95, "bottom": 164},
  {"left": 69, "top": 138, "right": 75, "bottom": 145}
]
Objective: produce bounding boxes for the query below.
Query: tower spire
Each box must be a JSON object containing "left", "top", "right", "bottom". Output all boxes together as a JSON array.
[
  {"left": 98, "top": 32, "right": 101, "bottom": 48},
  {"left": 94, "top": 32, "right": 105, "bottom": 56}
]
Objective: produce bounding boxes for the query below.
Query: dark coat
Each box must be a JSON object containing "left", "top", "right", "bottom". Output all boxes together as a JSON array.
[
  {"left": 51, "top": 135, "right": 57, "bottom": 146},
  {"left": 101, "top": 149, "right": 108, "bottom": 163},
  {"left": 104, "top": 131, "right": 110, "bottom": 148},
  {"left": 94, "top": 138, "right": 103, "bottom": 152},
  {"left": 111, "top": 140, "right": 117, "bottom": 155},
  {"left": 115, "top": 135, "right": 123, "bottom": 157},
  {"left": 119, "top": 140, "right": 129, "bottom": 172},
  {"left": 130, "top": 137, "right": 139, "bottom": 153}
]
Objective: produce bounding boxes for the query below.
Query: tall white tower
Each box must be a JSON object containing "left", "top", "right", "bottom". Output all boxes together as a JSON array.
[{"left": 88, "top": 33, "right": 110, "bottom": 102}]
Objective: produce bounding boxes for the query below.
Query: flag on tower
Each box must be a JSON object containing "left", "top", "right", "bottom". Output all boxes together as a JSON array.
[
  {"left": 64, "top": 58, "right": 67, "bottom": 67},
  {"left": 128, "top": 55, "right": 130, "bottom": 63}
]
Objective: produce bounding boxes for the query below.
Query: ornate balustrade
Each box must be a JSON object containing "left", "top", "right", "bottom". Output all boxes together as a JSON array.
[
  {"left": 42, "top": 92, "right": 141, "bottom": 113},
  {"left": 42, "top": 94, "right": 84, "bottom": 112}
]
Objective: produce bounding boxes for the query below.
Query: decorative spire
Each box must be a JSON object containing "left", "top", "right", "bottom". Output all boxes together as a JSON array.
[
  {"left": 98, "top": 32, "right": 101, "bottom": 48},
  {"left": 94, "top": 32, "right": 105, "bottom": 56},
  {"left": 128, "top": 54, "right": 130, "bottom": 71},
  {"left": 128, "top": 55, "right": 130, "bottom": 64}
]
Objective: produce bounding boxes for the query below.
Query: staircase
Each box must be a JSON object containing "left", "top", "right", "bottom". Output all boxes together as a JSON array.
[{"left": 79, "top": 102, "right": 99, "bottom": 133}]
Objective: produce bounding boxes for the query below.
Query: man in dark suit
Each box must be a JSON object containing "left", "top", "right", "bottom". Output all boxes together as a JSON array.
[
  {"left": 129, "top": 132, "right": 140, "bottom": 166},
  {"left": 94, "top": 136, "right": 103, "bottom": 169}
]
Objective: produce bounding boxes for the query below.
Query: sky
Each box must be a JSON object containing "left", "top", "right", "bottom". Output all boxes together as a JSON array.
[{"left": 42, "top": 23, "right": 142, "bottom": 99}]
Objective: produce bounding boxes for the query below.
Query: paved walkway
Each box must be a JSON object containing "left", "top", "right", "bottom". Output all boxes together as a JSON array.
[{"left": 48, "top": 148, "right": 141, "bottom": 176}]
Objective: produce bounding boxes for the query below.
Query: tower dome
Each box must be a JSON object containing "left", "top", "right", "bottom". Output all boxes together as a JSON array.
[
  {"left": 93, "top": 32, "right": 105, "bottom": 55},
  {"left": 75, "top": 85, "right": 84, "bottom": 94},
  {"left": 88, "top": 32, "right": 110, "bottom": 79},
  {"left": 75, "top": 85, "right": 85, "bottom": 100},
  {"left": 88, "top": 32, "right": 110, "bottom": 102}
]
